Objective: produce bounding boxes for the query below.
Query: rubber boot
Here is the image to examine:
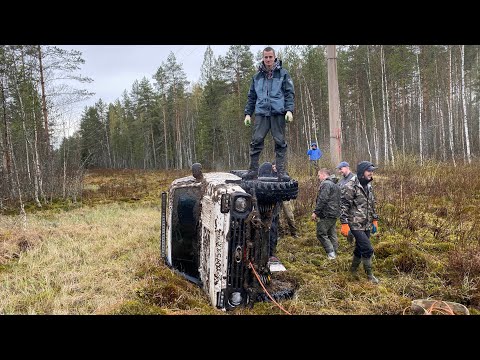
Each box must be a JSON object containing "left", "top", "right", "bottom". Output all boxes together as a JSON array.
[
  {"left": 275, "top": 159, "right": 291, "bottom": 182},
  {"left": 350, "top": 255, "right": 361, "bottom": 280},
  {"left": 243, "top": 156, "right": 259, "bottom": 180},
  {"left": 361, "top": 256, "right": 379, "bottom": 284}
]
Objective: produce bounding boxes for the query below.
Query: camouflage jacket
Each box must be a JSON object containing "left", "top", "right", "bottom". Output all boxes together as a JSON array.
[
  {"left": 340, "top": 175, "right": 379, "bottom": 230},
  {"left": 338, "top": 171, "right": 354, "bottom": 188}
]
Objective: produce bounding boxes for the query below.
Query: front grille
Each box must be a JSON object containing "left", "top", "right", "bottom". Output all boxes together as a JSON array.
[{"left": 226, "top": 215, "right": 247, "bottom": 289}]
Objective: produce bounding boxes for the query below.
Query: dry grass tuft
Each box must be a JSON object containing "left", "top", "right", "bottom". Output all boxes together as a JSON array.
[{"left": 0, "top": 203, "right": 161, "bottom": 314}]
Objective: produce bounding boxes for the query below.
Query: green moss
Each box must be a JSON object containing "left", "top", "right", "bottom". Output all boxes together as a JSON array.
[
  {"left": 421, "top": 242, "right": 454, "bottom": 252},
  {"left": 374, "top": 240, "right": 399, "bottom": 259},
  {"left": 310, "top": 258, "right": 324, "bottom": 267},
  {"left": 375, "top": 239, "right": 444, "bottom": 277},
  {"left": 394, "top": 250, "right": 428, "bottom": 273},
  {"left": 110, "top": 300, "right": 168, "bottom": 315},
  {"left": 0, "top": 263, "right": 14, "bottom": 273},
  {"left": 468, "top": 307, "right": 480, "bottom": 315}
]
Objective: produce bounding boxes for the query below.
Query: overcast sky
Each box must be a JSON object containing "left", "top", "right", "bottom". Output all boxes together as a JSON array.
[{"left": 56, "top": 45, "right": 282, "bottom": 115}]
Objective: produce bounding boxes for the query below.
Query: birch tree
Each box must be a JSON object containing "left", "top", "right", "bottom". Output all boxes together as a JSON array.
[{"left": 460, "top": 45, "right": 472, "bottom": 163}]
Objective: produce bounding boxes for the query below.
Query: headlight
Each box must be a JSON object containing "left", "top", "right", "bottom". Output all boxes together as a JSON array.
[
  {"left": 229, "top": 292, "right": 242, "bottom": 306},
  {"left": 234, "top": 197, "right": 248, "bottom": 212}
]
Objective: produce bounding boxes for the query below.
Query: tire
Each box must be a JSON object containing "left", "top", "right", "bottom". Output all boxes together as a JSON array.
[
  {"left": 241, "top": 178, "right": 299, "bottom": 203},
  {"left": 230, "top": 169, "right": 248, "bottom": 178},
  {"left": 229, "top": 169, "right": 299, "bottom": 202},
  {"left": 255, "top": 275, "right": 298, "bottom": 303}
]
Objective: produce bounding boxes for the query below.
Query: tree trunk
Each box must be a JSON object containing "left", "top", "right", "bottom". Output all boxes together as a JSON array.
[
  {"left": 477, "top": 46, "right": 480, "bottom": 157},
  {"left": 37, "top": 45, "right": 50, "bottom": 154},
  {"left": 327, "top": 45, "right": 342, "bottom": 166},
  {"left": 401, "top": 85, "right": 406, "bottom": 157},
  {"left": 448, "top": 46, "right": 456, "bottom": 166},
  {"left": 151, "top": 124, "right": 157, "bottom": 168},
  {"left": 366, "top": 45, "right": 379, "bottom": 164},
  {"left": 303, "top": 78, "right": 312, "bottom": 146},
  {"left": 30, "top": 70, "right": 46, "bottom": 205},
  {"left": 302, "top": 72, "right": 319, "bottom": 146},
  {"left": 162, "top": 104, "right": 168, "bottom": 169},
  {"left": 438, "top": 97, "right": 446, "bottom": 162},
  {"left": 13, "top": 54, "right": 40, "bottom": 205},
  {"left": 360, "top": 99, "right": 372, "bottom": 160},
  {"left": 104, "top": 119, "right": 112, "bottom": 168},
  {"left": 1, "top": 76, "right": 13, "bottom": 196},
  {"left": 382, "top": 46, "right": 395, "bottom": 165},
  {"left": 380, "top": 46, "right": 389, "bottom": 164},
  {"left": 8, "top": 111, "right": 27, "bottom": 227},
  {"left": 460, "top": 45, "right": 472, "bottom": 164},
  {"left": 63, "top": 123, "right": 67, "bottom": 199},
  {"left": 434, "top": 57, "right": 447, "bottom": 162},
  {"left": 416, "top": 52, "right": 424, "bottom": 165},
  {"left": 299, "top": 80, "right": 310, "bottom": 150}
]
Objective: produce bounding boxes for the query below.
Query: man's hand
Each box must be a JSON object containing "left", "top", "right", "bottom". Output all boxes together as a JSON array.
[
  {"left": 244, "top": 115, "right": 251, "bottom": 127},
  {"left": 341, "top": 223, "right": 350, "bottom": 237},
  {"left": 285, "top": 111, "right": 293, "bottom": 123},
  {"left": 372, "top": 220, "right": 378, "bottom": 234},
  {"left": 311, "top": 213, "right": 317, "bottom": 221}
]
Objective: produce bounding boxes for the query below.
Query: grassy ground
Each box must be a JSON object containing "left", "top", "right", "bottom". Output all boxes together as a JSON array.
[{"left": 0, "top": 165, "right": 478, "bottom": 315}]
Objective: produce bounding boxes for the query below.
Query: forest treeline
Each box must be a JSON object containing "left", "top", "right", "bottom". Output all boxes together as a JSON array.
[{"left": 1, "top": 45, "right": 479, "bottom": 212}]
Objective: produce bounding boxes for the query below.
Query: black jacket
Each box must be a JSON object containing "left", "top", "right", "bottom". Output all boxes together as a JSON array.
[{"left": 314, "top": 178, "right": 341, "bottom": 219}]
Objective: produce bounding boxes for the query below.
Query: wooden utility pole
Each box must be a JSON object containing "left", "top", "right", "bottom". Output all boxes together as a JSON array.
[{"left": 327, "top": 45, "right": 342, "bottom": 166}]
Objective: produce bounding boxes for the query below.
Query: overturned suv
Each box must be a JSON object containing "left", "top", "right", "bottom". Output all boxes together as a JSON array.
[{"left": 160, "top": 163, "right": 298, "bottom": 311}]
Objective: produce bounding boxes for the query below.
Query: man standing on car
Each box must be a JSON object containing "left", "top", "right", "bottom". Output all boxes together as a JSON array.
[{"left": 243, "top": 47, "right": 295, "bottom": 182}]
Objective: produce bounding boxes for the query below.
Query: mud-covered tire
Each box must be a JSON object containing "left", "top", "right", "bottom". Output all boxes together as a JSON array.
[
  {"left": 241, "top": 178, "right": 299, "bottom": 202},
  {"left": 230, "top": 169, "right": 298, "bottom": 202},
  {"left": 255, "top": 274, "right": 298, "bottom": 303},
  {"left": 230, "top": 169, "right": 249, "bottom": 178}
]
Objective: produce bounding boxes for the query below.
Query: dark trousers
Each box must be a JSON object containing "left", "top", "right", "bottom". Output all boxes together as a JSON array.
[
  {"left": 309, "top": 160, "right": 319, "bottom": 176},
  {"left": 351, "top": 230, "right": 374, "bottom": 258},
  {"left": 250, "top": 115, "right": 287, "bottom": 167},
  {"left": 316, "top": 217, "right": 338, "bottom": 254},
  {"left": 269, "top": 202, "right": 281, "bottom": 257},
  {"left": 281, "top": 201, "right": 297, "bottom": 235}
]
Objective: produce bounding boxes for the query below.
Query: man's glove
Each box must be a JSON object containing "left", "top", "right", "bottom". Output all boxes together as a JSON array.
[
  {"left": 285, "top": 111, "right": 293, "bottom": 123},
  {"left": 372, "top": 220, "right": 378, "bottom": 234},
  {"left": 244, "top": 115, "right": 251, "bottom": 127},
  {"left": 341, "top": 223, "right": 350, "bottom": 237}
]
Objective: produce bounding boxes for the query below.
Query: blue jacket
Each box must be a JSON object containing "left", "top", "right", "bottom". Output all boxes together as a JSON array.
[
  {"left": 307, "top": 148, "right": 322, "bottom": 160},
  {"left": 244, "top": 60, "right": 295, "bottom": 117}
]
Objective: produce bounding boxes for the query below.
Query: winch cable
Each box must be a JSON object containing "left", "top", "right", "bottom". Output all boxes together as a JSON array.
[
  {"left": 403, "top": 300, "right": 456, "bottom": 315},
  {"left": 249, "top": 260, "right": 292, "bottom": 315}
]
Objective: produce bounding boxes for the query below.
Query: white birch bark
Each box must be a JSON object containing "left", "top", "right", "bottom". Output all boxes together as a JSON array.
[
  {"left": 416, "top": 52, "right": 424, "bottom": 165},
  {"left": 382, "top": 46, "right": 395, "bottom": 165},
  {"left": 380, "top": 45, "right": 389, "bottom": 164},
  {"left": 366, "top": 46, "right": 379, "bottom": 164},
  {"left": 448, "top": 46, "right": 456, "bottom": 166},
  {"left": 460, "top": 45, "right": 471, "bottom": 163}
]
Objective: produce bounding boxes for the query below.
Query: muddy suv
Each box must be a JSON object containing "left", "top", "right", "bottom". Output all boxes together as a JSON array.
[{"left": 160, "top": 163, "right": 298, "bottom": 311}]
